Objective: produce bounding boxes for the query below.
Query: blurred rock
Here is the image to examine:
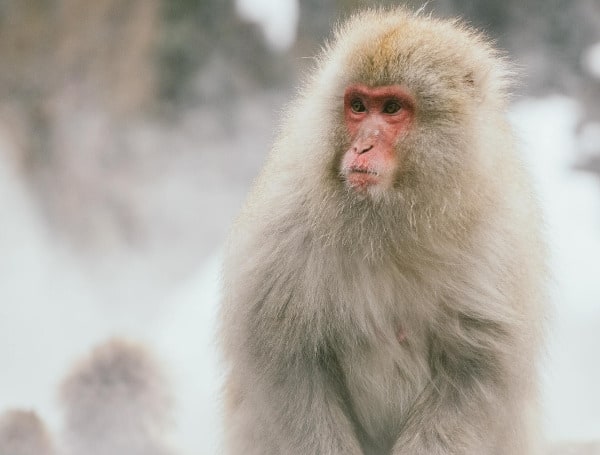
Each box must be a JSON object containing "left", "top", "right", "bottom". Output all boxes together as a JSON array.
[
  {"left": 60, "top": 338, "right": 174, "bottom": 455},
  {"left": 0, "top": 409, "right": 54, "bottom": 455}
]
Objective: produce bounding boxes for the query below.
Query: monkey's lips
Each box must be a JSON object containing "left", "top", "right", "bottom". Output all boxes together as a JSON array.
[{"left": 345, "top": 166, "right": 381, "bottom": 189}]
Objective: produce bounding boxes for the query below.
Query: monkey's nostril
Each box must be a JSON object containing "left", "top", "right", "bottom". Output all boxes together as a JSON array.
[{"left": 358, "top": 145, "right": 373, "bottom": 154}]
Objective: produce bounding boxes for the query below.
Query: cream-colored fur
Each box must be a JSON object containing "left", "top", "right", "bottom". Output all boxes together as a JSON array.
[{"left": 220, "top": 8, "right": 546, "bottom": 455}]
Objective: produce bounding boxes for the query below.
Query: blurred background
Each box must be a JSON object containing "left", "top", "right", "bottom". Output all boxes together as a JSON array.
[{"left": 0, "top": 0, "right": 599, "bottom": 454}]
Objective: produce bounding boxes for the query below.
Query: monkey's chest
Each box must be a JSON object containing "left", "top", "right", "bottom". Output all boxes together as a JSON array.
[
  {"left": 339, "top": 322, "right": 430, "bottom": 444},
  {"left": 319, "top": 256, "right": 433, "bottom": 439}
]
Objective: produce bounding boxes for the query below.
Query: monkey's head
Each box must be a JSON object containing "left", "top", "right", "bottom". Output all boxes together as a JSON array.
[{"left": 298, "top": 8, "right": 513, "bottom": 208}]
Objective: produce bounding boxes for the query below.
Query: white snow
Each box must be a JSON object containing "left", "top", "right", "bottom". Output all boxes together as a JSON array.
[
  {"left": 578, "top": 122, "right": 600, "bottom": 158},
  {"left": 510, "top": 97, "right": 600, "bottom": 442},
  {"left": 235, "top": 0, "right": 299, "bottom": 52},
  {"left": 582, "top": 41, "right": 600, "bottom": 80},
  {"left": 154, "top": 253, "right": 223, "bottom": 454},
  {"left": 1, "top": 95, "right": 600, "bottom": 453},
  {"left": 0, "top": 132, "right": 104, "bottom": 437}
]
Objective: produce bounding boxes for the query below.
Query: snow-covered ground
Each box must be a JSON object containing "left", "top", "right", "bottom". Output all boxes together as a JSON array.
[
  {"left": 1, "top": 95, "right": 599, "bottom": 453},
  {"left": 510, "top": 97, "right": 600, "bottom": 442}
]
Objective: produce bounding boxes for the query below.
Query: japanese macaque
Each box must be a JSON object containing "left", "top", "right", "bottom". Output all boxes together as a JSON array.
[
  {"left": 59, "top": 338, "right": 173, "bottom": 455},
  {"left": 0, "top": 410, "right": 54, "bottom": 455},
  {"left": 220, "top": 8, "right": 547, "bottom": 455}
]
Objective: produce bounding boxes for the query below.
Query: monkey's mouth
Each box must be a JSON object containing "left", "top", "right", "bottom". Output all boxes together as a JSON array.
[
  {"left": 348, "top": 166, "right": 379, "bottom": 176},
  {"left": 345, "top": 166, "right": 382, "bottom": 189}
]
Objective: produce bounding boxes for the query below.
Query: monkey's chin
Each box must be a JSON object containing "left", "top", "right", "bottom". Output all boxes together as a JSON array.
[{"left": 344, "top": 171, "right": 389, "bottom": 198}]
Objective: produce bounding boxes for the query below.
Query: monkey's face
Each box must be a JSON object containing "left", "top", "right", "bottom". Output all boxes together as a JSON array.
[{"left": 340, "top": 83, "right": 415, "bottom": 196}]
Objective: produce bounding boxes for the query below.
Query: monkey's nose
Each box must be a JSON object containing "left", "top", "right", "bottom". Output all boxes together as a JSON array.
[{"left": 356, "top": 144, "right": 373, "bottom": 154}]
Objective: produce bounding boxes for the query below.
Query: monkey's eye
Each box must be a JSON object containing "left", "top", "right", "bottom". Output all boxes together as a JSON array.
[
  {"left": 383, "top": 100, "right": 402, "bottom": 114},
  {"left": 350, "top": 98, "right": 366, "bottom": 113}
]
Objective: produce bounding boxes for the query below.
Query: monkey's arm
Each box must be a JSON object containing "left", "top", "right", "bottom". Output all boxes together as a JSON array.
[
  {"left": 222, "top": 249, "right": 365, "bottom": 455},
  {"left": 392, "top": 310, "right": 530, "bottom": 455},
  {"left": 225, "top": 346, "right": 364, "bottom": 455}
]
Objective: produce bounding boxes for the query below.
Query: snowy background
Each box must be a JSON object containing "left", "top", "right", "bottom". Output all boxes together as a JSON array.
[{"left": 1, "top": 1, "right": 600, "bottom": 454}]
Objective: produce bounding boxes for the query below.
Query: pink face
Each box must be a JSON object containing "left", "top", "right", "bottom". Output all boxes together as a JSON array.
[{"left": 341, "top": 84, "right": 415, "bottom": 193}]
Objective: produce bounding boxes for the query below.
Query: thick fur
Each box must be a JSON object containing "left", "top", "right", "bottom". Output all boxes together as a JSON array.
[{"left": 220, "top": 8, "right": 546, "bottom": 455}]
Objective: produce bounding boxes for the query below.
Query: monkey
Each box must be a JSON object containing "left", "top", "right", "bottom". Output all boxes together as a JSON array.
[
  {"left": 0, "top": 409, "right": 55, "bottom": 455},
  {"left": 59, "top": 338, "right": 173, "bottom": 455},
  {"left": 219, "top": 7, "right": 547, "bottom": 455}
]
